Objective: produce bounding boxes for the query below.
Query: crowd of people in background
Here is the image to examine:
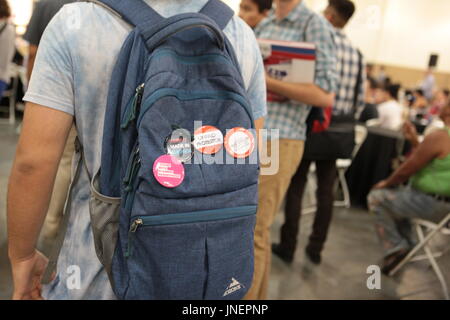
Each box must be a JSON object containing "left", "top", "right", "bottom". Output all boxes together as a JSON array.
[
  {"left": 364, "top": 63, "right": 450, "bottom": 135},
  {"left": 2, "top": 0, "right": 450, "bottom": 300}
]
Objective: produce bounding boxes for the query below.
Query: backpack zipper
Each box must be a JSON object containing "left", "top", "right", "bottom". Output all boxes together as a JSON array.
[
  {"left": 123, "top": 145, "right": 140, "bottom": 188},
  {"left": 121, "top": 83, "right": 145, "bottom": 129},
  {"left": 136, "top": 89, "right": 254, "bottom": 130},
  {"left": 123, "top": 143, "right": 141, "bottom": 212},
  {"left": 151, "top": 49, "right": 232, "bottom": 66},
  {"left": 125, "top": 218, "right": 143, "bottom": 257},
  {"left": 129, "top": 205, "right": 256, "bottom": 232},
  {"left": 129, "top": 218, "right": 143, "bottom": 233},
  {"left": 125, "top": 205, "right": 256, "bottom": 258}
]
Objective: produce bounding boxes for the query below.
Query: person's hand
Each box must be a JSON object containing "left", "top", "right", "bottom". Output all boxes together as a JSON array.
[
  {"left": 373, "top": 180, "right": 389, "bottom": 190},
  {"left": 10, "top": 250, "right": 50, "bottom": 300},
  {"left": 265, "top": 71, "right": 275, "bottom": 88}
]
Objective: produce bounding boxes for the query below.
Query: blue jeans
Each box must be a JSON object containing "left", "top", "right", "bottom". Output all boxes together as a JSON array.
[{"left": 368, "top": 187, "right": 450, "bottom": 258}]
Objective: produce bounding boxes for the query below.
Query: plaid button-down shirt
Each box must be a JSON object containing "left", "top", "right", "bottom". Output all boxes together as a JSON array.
[
  {"left": 332, "top": 28, "right": 366, "bottom": 119},
  {"left": 255, "top": 1, "right": 338, "bottom": 140}
]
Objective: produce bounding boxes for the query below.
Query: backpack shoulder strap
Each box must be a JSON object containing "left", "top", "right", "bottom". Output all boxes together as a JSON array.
[
  {"left": 352, "top": 49, "right": 363, "bottom": 111},
  {"left": 302, "top": 13, "right": 315, "bottom": 41},
  {"left": 41, "top": 136, "right": 89, "bottom": 284},
  {"left": 200, "top": 0, "right": 234, "bottom": 30},
  {"left": 85, "top": 0, "right": 163, "bottom": 28}
]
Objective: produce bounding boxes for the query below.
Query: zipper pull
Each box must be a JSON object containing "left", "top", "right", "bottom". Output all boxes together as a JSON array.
[
  {"left": 135, "top": 83, "right": 145, "bottom": 111},
  {"left": 129, "top": 218, "right": 143, "bottom": 233},
  {"left": 121, "top": 83, "right": 145, "bottom": 129},
  {"left": 123, "top": 146, "right": 140, "bottom": 186},
  {"left": 130, "top": 83, "right": 145, "bottom": 121}
]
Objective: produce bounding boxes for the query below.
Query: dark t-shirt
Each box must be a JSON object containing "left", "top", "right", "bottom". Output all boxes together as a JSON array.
[{"left": 23, "top": 0, "right": 75, "bottom": 46}]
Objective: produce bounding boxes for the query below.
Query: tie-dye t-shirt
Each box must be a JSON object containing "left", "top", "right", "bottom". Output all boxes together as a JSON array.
[{"left": 24, "top": 0, "right": 266, "bottom": 300}]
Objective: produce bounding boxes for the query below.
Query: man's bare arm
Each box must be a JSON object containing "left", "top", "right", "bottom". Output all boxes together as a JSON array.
[
  {"left": 254, "top": 116, "right": 265, "bottom": 159},
  {"left": 380, "top": 130, "right": 444, "bottom": 188},
  {"left": 266, "top": 75, "right": 335, "bottom": 108},
  {"left": 8, "top": 103, "right": 73, "bottom": 262},
  {"left": 255, "top": 116, "right": 264, "bottom": 139}
]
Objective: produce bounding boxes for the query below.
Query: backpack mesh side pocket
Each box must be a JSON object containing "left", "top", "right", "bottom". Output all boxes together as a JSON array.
[{"left": 89, "top": 170, "right": 121, "bottom": 285}]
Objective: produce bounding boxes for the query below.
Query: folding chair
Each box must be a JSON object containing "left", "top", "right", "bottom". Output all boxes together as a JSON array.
[
  {"left": 302, "top": 125, "right": 368, "bottom": 213},
  {"left": 334, "top": 125, "right": 368, "bottom": 208},
  {"left": 389, "top": 212, "right": 450, "bottom": 300},
  {"left": 302, "top": 163, "right": 317, "bottom": 215}
]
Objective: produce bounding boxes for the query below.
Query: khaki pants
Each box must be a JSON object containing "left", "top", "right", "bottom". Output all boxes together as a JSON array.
[
  {"left": 41, "top": 125, "right": 77, "bottom": 240},
  {"left": 245, "top": 139, "right": 304, "bottom": 300}
]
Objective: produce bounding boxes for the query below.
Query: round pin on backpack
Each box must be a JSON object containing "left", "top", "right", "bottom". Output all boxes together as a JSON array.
[
  {"left": 164, "top": 128, "right": 194, "bottom": 163},
  {"left": 193, "top": 125, "right": 223, "bottom": 155},
  {"left": 224, "top": 127, "right": 255, "bottom": 159},
  {"left": 153, "top": 155, "right": 185, "bottom": 188}
]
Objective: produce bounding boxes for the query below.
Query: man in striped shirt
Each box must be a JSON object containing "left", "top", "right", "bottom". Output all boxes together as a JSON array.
[
  {"left": 246, "top": 0, "right": 337, "bottom": 300},
  {"left": 273, "top": 0, "right": 366, "bottom": 268}
]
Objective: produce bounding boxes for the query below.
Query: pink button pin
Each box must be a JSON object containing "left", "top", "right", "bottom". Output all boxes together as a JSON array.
[{"left": 153, "top": 155, "right": 185, "bottom": 188}]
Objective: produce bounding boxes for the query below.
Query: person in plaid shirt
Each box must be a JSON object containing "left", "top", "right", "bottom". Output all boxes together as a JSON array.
[
  {"left": 246, "top": 0, "right": 338, "bottom": 300},
  {"left": 273, "top": 0, "right": 366, "bottom": 269}
]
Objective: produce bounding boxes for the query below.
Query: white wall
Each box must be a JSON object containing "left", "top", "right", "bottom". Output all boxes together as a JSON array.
[
  {"left": 223, "top": 0, "right": 240, "bottom": 12},
  {"left": 10, "top": 0, "right": 450, "bottom": 72},
  {"left": 305, "top": 0, "right": 450, "bottom": 72},
  {"left": 375, "top": 0, "right": 450, "bottom": 72}
]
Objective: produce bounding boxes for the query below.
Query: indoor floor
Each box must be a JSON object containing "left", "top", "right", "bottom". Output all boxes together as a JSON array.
[{"left": 1, "top": 123, "right": 448, "bottom": 300}]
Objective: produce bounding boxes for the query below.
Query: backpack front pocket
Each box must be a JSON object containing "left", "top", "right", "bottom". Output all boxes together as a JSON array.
[{"left": 124, "top": 206, "right": 256, "bottom": 300}]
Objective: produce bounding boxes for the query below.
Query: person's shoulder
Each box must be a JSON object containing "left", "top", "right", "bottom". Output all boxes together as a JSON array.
[
  {"left": 393, "top": 101, "right": 404, "bottom": 112},
  {"left": 308, "top": 9, "right": 332, "bottom": 28},
  {"left": 225, "top": 15, "right": 259, "bottom": 47},
  {"left": 377, "top": 101, "right": 390, "bottom": 111},
  {"left": 421, "top": 128, "right": 450, "bottom": 155},
  {"left": 49, "top": 1, "right": 119, "bottom": 33},
  {"left": 306, "top": 11, "right": 336, "bottom": 39},
  {"left": 227, "top": 15, "right": 255, "bottom": 37},
  {"left": 425, "top": 128, "right": 449, "bottom": 141},
  {"left": 57, "top": 1, "right": 110, "bottom": 17},
  {"left": 337, "top": 29, "right": 354, "bottom": 47},
  {"left": 58, "top": 1, "right": 99, "bottom": 14}
]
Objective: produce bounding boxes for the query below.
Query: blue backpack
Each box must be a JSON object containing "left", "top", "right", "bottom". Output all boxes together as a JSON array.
[{"left": 61, "top": 0, "right": 259, "bottom": 300}]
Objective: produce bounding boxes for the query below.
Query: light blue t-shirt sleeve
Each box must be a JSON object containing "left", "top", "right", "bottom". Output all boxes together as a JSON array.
[
  {"left": 23, "top": 8, "right": 75, "bottom": 116},
  {"left": 224, "top": 17, "right": 267, "bottom": 121},
  {"left": 246, "top": 33, "right": 267, "bottom": 120}
]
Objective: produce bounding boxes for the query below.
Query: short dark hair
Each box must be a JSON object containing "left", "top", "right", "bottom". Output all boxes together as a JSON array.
[
  {"left": 328, "top": 0, "right": 355, "bottom": 23},
  {"left": 443, "top": 89, "right": 450, "bottom": 97},
  {"left": 0, "top": 0, "right": 11, "bottom": 19},
  {"left": 415, "top": 89, "right": 425, "bottom": 97},
  {"left": 368, "top": 77, "right": 378, "bottom": 90},
  {"left": 383, "top": 83, "right": 401, "bottom": 100},
  {"left": 251, "top": 0, "right": 273, "bottom": 13}
]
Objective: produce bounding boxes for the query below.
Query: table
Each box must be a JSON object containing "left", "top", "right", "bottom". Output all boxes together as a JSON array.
[{"left": 345, "top": 126, "right": 410, "bottom": 208}]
